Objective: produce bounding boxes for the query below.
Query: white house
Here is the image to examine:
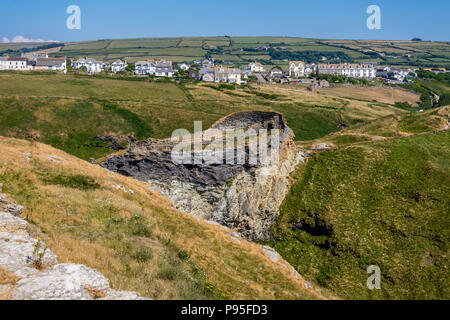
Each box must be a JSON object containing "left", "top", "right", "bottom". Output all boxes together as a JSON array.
[
  {"left": 202, "top": 73, "right": 214, "bottom": 82},
  {"left": 155, "top": 60, "right": 175, "bottom": 77},
  {"left": 72, "top": 58, "right": 108, "bottom": 73},
  {"left": 289, "top": 61, "right": 305, "bottom": 78},
  {"left": 0, "top": 57, "right": 8, "bottom": 70},
  {"left": 2, "top": 58, "right": 30, "bottom": 71},
  {"left": 213, "top": 66, "right": 242, "bottom": 84},
  {"left": 227, "top": 68, "right": 242, "bottom": 84},
  {"left": 111, "top": 60, "right": 127, "bottom": 73},
  {"left": 179, "top": 63, "right": 190, "bottom": 71},
  {"left": 35, "top": 57, "right": 66, "bottom": 73},
  {"left": 135, "top": 61, "right": 155, "bottom": 75},
  {"left": 318, "top": 63, "right": 376, "bottom": 79},
  {"left": 248, "top": 62, "right": 265, "bottom": 73}
]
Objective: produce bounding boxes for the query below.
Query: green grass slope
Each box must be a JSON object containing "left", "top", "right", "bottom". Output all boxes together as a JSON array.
[{"left": 265, "top": 131, "right": 449, "bottom": 299}]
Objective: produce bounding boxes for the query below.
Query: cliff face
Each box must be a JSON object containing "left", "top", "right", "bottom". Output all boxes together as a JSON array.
[{"left": 101, "top": 111, "right": 306, "bottom": 241}]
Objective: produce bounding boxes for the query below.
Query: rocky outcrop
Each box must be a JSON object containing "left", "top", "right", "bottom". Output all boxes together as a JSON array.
[
  {"left": 101, "top": 111, "right": 307, "bottom": 240},
  {"left": 0, "top": 186, "right": 146, "bottom": 300}
]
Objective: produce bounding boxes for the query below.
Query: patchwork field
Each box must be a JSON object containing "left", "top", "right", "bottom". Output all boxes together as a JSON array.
[{"left": 2, "top": 37, "right": 449, "bottom": 69}]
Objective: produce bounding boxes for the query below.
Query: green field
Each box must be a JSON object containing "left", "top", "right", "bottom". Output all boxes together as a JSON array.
[
  {"left": 3, "top": 37, "right": 449, "bottom": 69},
  {"left": 265, "top": 129, "right": 450, "bottom": 299}
]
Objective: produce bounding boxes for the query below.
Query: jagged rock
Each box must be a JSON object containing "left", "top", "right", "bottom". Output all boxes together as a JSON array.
[
  {"left": 0, "top": 232, "right": 59, "bottom": 269},
  {"left": 12, "top": 264, "right": 147, "bottom": 300},
  {"left": 13, "top": 264, "right": 110, "bottom": 300},
  {"left": 2, "top": 203, "right": 24, "bottom": 217},
  {"left": 0, "top": 190, "right": 148, "bottom": 300},
  {"left": 0, "top": 252, "right": 41, "bottom": 278},
  {"left": 0, "top": 211, "right": 28, "bottom": 235},
  {"left": 101, "top": 111, "right": 306, "bottom": 240},
  {"left": 312, "top": 143, "right": 331, "bottom": 150}
]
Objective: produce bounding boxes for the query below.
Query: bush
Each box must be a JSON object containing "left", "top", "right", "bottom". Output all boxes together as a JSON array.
[
  {"left": 178, "top": 249, "right": 190, "bottom": 260},
  {"left": 128, "top": 215, "right": 152, "bottom": 237},
  {"left": 133, "top": 247, "right": 153, "bottom": 262}
]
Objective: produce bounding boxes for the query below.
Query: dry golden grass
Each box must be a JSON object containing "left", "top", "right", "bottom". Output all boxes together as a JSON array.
[
  {"left": 0, "top": 268, "right": 20, "bottom": 300},
  {"left": 0, "top": 136, "right": 333, "bottom": 300},
  {"left": 316, "top": 86, "right": 421, "bottom": 106}
]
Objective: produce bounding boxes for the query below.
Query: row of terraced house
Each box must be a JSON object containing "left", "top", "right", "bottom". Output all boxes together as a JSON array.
[{"left": 0, "top": 55, "right": 67, "bottom": 72}]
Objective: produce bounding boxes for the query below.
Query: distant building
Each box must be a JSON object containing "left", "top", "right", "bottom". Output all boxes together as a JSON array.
[
  {"left": 4, "top": 57, "right": 30, "bottom": 71},
  {"left": 35, "top": 57, "right": 66, "bottom": 73},
  {"left": 187, "top": 70, "right": 201, "bottom": 80},
  {"left": 179, "top": 63, "right": 190, "bottom": 71},
  {"left": 304, "top": 63, "right": 317, "bottom": 76},
  {"left": 317, "top": 63, "right": 376, "bottom": 79},
  {"left": 248, "top": 62, "right": 265, "bottom": 73},
  {"left": 202, "top": 73, "right": 214, "bottom": 82},
  {"left": 289, "top": 61, "right": 305, "bottom": 78},
  {"left": 0, "top": 57, "right": 8, "bottom": 70},
  {"left": 213, "top": 66, "right": 242, "bottom": 84},
  {"left": 135, "top": 61, "right": 155, "bottom": 75},
  {"left": 155, "top": 60, "right": 175, "bottom": 77},
  {"left": 268, "top": 67, "right": 283, "bottom": 79},
  {"left": 202, "top": 59, "right": 214, "bottom": 68},
  {"left": 111, "top": 60, "right": 127, "bottom": 73},
  {"left": 72, "top": 58, "right": 108, "bottom": 73}
]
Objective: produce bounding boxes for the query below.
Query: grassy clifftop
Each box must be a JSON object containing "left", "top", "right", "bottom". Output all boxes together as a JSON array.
[
  {"left": 0, "top": 136, "right": 331, "bottom": 300},
  {"left": 265, "top": 130, "right": 449, "bottom": 299}
]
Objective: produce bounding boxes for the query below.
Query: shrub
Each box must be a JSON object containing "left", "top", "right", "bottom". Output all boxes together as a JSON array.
[
  {"left": 177, "top": 249, "right": 190, "bottom": 260},
  {"left": 133, "top": 247, "right": 153, "bottom": 262},
  {"left": 128, "top": 215, "right": 152, "bottom": 237}
]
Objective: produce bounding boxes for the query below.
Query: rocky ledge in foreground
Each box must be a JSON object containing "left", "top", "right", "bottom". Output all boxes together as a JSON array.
[
  {"left": 0, "top": 185, "right": 146, "bottom": 300},
  {"left": 101, "top": 111, "right": 307, "bottom": 241}
]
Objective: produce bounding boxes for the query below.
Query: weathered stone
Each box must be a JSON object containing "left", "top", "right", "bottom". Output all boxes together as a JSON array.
[
  {"left": 101, "top": 111, "right": 306, "bottom": 241},
  {"left": 0, "top": 232, "right": 59, "bottom": 269},
  {"left": 0, "top": 211, "right": 28, "bottom": 235},
  {"left": 262, "top": 245, "right": 281, "bottom": 263},
  {"left": 2, "top": 203, "right": 24, "bottom": 217},
  {"left": 13, "top": 264, "right": 110, "bottom": 300}
]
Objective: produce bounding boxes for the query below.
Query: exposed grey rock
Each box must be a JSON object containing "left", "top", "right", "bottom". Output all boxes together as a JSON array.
[
  {"left": 13, "top": 264, "right": 110, "bottom": 300},
  {"left": 46, "top": 155, "right": 64, "bottom": 163},
  {"left": 262, "top": 245, "right": 281, "bottom": 263},
  {"left": 0, "top": 190, "right": 148, "bottom": 300},
  {"left": 0, "top": 211, "right": 28, "bottom": 235},
  {"left": 101, "top": 111, "right": 306, "bottom": 241},
  {"left": 12, "top": 264, "right": 147, "bottom": 300},
  {"left": 2, "top": 203, "right": 24, "bottom": 217},
  {"left": 312, "top": 143, "right": 331, "bottom": 150},
  {"left": 0, "top": 232, "right": 58, "bottom": 269}
]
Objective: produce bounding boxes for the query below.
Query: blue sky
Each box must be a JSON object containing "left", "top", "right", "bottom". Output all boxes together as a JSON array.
[{"left": 1, "top": 0, "right": 449, "bottom": 42}]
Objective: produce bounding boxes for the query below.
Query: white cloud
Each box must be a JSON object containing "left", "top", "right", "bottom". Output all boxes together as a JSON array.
[{"left": 2, "top": 36, "right": 59, "bottom": 43}]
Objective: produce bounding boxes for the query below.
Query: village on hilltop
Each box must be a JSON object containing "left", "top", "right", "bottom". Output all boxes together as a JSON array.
[{"left": 0, "top": 51, "right": 441, "bottom": 85}]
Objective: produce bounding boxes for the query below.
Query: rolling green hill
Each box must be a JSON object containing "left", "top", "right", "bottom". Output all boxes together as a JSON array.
[{"left": 264, "top": 111, "right": 449, "bottom": 299}]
